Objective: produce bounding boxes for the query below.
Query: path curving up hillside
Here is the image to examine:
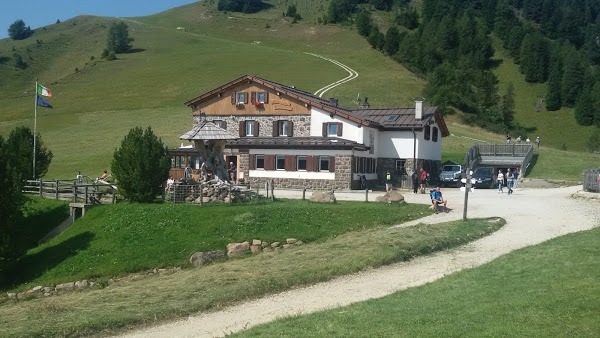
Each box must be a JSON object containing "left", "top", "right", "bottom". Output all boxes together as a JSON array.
[
  {"left": 119, "top": 185, "right": 600, "bottom": 338},
  {"left": 305, "top": 53, "right": 359, "bottom": 98}
]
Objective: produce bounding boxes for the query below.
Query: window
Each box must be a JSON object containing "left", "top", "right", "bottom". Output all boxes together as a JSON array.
[
  {"left": 279, "top": 120, "right": 289, "bottom": 136},
  {"left": 213, "top": 120, "right": 226, "bottom": 130},
  {"left": 424, "top": 126, "right": 431, "bottom": 140},
  {"left": 319, "top": 156, "right": 330, "bottom": 171},
  {"left": 396, "top": 160, "right": 406, "bottom": 174},
  {"left": 276, "top": 155, "right": 286, "bottom": 170},
  {"left": 246, "top": 120, "right": 255, "bottom": 136},
  {"left": 432, "top": 127, "right": 439, "bottom": 142},
  {"left": 257, "top": 92, "right": 267, "bottom": 103},
  {"left": 256, "top": 155, "right": 265, "bottom": 169},
  {"left": 327, "top": 123, "right": 338, "bottom": 136},
  {"left": 236, "top": 92, "right": 246, "bottom": 104},
  {"left": 297, "top": 156, "right": 307, "bottom": 171}
]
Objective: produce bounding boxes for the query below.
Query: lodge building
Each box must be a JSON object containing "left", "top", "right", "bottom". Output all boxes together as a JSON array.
[{"left": 168, "top": 75, "right": 449, "bottom": 190}]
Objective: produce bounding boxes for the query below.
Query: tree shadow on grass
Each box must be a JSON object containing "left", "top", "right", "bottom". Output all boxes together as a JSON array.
[
  {"left": 1, "top": 232, "right": 94, "bottom": 289},
  {"left": 124, "top": 48, "right": 146, "bottom": 54}
]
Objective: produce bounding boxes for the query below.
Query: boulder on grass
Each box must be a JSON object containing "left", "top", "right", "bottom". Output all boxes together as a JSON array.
[
  {"left": 376, "top": 191, "right": 405, "bottom": 203},
  {"left": 226, "top": 241, "right": 250, "bottom": 257},
  {"left": 189, "top": 250, "right": 226, "bottom": 267},
  {"left": 310, "top": 191, "right": 336, "bottom": 203}
]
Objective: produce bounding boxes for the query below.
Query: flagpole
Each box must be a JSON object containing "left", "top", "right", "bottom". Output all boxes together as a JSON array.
[{"left": 33, "top": 80, "right": 37, "bottom": 179}]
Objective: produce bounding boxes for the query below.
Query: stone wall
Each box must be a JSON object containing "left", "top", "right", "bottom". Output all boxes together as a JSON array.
[
  {"left": 246, "top": 155, "right": 353, "bottom": 190},
  {"left": 194, "top": 115, "right": 311, "bottom": 137}
]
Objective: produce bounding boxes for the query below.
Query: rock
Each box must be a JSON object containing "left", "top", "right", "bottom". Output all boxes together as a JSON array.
[
  {"left": 271, "top": 242, "right": 280, "bottom": 248},
  {"left": 261, "top": 241, "right": 269, "bottom": 248},
  {"left": 282, "top": 244, "right": 292, "bottom": 249},
  {"left": 296, "top": 240, "right": 304, "bottom": 245},
  {"left": 252, "top": 239, "right": 262, "bottom": 246},
  {"left": 262, "top": 247, "right": 272, "bottom": 252},
  {"left": 6, "top": 293, "right": 16, "bottom": 299},
  {"left": 227, "top": 241, "right": 250, "bottom": 257},
  {"left": 75, "top": 280, "right": 89, "bottom": 288},
  {"left": 43, "top": 286, "right": 54, "bottom": 294},
  {"left": 250, "top": 245, "right": 261, "bottom": 254},
  {"left": 189, "top": 250, "right": 226, "bottom": 267},
  {"left": 55, "top": 282, "right": 75, "bottom": 292},
  {"left": 286, "top": 238, "right": 298, "bottom": 244},
  {"left": 16, "top": 292, "right": 27, "bottom": 300},
  {"left": 310, "top": 191, "right": 336, "bottom": 203},
  {"left": 376, "top": 191, "right": 405, "bottom": 203},
  {"left": 31, "top": 286, "right": 43, "bottom": 294}
]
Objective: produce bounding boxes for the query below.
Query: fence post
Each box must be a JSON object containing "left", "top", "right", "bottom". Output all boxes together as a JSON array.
[
  {"left": 85, "top": 186, "right": 89, "bottom": 204},
  {"left": 270, "top": 180, "right": 274, "bottom": 200},
  {"left": 55, "top": 180, "right": 59, "bottom": 199},
  {"left": 365, "top": 188, "right": 369, "bottom": 202},
  {"left": 302, "top": 188, "right": 306, "bottom": 200},
  {"left": 199, "top": 183, "right": 203, "bottom": 205},
  {"left": 39, "top": 179, "right": 43, "bottom": 197},
  {"left": 72, "top": 183, "right": 77, "bottom": 203},
  {"left": 228, "top": 184, "right": 232, "bottom": 204},
  {"left": 265, "top": 182, "right": 269, "bottom": 198}
]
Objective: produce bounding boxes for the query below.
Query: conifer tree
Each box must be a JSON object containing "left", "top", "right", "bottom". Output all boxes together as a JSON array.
[
  {"left": 355, "top": 10, "right": 372, "bottom": 37},
  {"left": 500, "top": 82, "right": 516, "bottom": 128},
  {"left": 106, "top": 22, "right": 133, "bottom": 54},
  {"left": 575, "top": 86, "right": 594, "bottom": 126},
  {"left": 384, "top": 26, "right": 400, "bottom": 56},
  {"left": 561, "top": 50, "right": 585, "bottom": 107},
  {"left": 546, "top": 50, "right": 563, "bottom": 111}
]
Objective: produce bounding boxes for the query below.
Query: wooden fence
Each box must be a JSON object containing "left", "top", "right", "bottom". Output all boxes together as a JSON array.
[{"left": 23, "top": 179, "right": 118, "bottom": 204}]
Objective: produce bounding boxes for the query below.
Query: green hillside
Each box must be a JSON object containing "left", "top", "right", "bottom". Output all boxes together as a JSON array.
[{"left": 0, "top": 0, "right": 596, "bottom": 179}]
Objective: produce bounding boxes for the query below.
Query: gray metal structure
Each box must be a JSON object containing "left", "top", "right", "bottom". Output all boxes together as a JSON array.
[{"left": 464, "top": 143, "right": 534, "bottom": 178}]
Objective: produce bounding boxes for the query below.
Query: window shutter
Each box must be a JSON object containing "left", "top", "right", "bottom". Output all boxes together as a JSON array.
[
  {"left": 272, "top": 121, "right": 278, "bottom": 137},
  {"left": 222, "top": 121, "right": 227, "bottom": 130},
  {"left": 239, "top": 121, "right": 246, "bottom": 137},
  {"left": 322, "top": 123, "right": 327, "bottom": 137},
  {"left": 266, "top": 155, "right": 275, "bottom": 170},
  {"left": 312, "top": 156, "right": 320, "bottom": 172},
  {"left": 306, "top": 156, "right": 313, "bottom": 172},
  {"left": 231, "top": 93, "right": 236, "bottom": 104},
  {"left": 244, "top": 92, "right": 249, "bottom": 104},
  {"left": 251, "top": 91, "right": 256, "bottom": 104},
  {"left": 287, "top": 121, "right": 294, "bottom": 137},
  {"left": 285, "top": 155, "right": 296, "bottom": 171},
  {"left": 254, "top": 121, "right": 260, "bottom": 137},
  {"left": 264, "top": 92, "right": 269, "bottom": 103},
  {"left": 329, "top": 156, "right": 336, "bottom": 172},
  {"left": 337, "top": 123, "right": 343, "bottom": 137},
  {"left": 249, "top": 154, "right": 256, "bottom": 170}
]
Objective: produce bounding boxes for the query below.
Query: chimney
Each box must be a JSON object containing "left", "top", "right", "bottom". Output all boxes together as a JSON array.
[
  {"left": 415, "top": 98, "right": 423, "bottom": 120},
  {"left": 329, "top": 98, "right": 338, "bottom": 107}
]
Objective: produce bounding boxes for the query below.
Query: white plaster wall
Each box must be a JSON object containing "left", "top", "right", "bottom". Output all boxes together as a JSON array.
[
  {"left": 418, "top": 124, "right": 442, "bottom": 160},
  {"left": 250, "top": 170, "right": 335, "bottom": 180},
  {"left": 310, "top": 107, "right": 363, "bottom": 143}
]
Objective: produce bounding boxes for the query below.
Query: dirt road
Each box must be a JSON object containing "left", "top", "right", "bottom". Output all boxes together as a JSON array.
[{"left": 121, "top": 185, "right": 599, "bottom": 338}]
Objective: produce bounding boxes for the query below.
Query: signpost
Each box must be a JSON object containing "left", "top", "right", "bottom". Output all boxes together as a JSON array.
[{"left": 461, "top": 171, "right": 476, "bottom": 220}]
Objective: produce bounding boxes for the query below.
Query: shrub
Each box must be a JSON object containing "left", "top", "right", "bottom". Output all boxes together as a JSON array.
[{"left": 111, "top": 127, "right": 170, "bottom": 202}]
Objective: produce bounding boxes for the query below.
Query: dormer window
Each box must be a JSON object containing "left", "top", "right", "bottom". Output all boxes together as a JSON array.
[{"left": 236, "top": 92, "right": 246, "bottom": 104}]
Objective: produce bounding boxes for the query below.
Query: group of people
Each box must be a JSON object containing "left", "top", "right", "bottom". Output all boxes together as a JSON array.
[
  {"left": 409, "top": 168, "right": 428, "bottom": 194},
  {"left": 507, "top": 134, "right": 541, "bottom": 148},
  {"left": 496, "top": 168, "right": 518, "bottom": 194}
]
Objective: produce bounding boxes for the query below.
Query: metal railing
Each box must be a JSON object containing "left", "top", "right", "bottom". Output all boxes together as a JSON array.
[{"left": 463, "top": 143, "right": 534, "bottom": 176}]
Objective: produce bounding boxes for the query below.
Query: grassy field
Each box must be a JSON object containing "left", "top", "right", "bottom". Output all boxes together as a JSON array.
[
  {"left": 0, "top": 213, "right": 503, "bottom": 337},
  {"left": 238, "top": 225, "right": 600, "bottom": 337},
  {"left": 2, "top": 199, "right": 433, "bottom": 291},
  {"left": 0, "top": 1, "right": 597, "bottom": 179}
]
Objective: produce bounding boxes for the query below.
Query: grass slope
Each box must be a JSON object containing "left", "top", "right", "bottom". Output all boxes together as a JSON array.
[
  {"left": 0, "top": 215, "right": 503, "bottom": 337},
  {"left": 238, "top": 226, "right": 600, "bottom": 337},
  {"left": 3, "top": 200, "right": 431, "bottom": 291}
]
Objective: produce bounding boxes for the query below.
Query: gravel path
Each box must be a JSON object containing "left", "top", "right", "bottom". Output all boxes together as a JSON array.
[{"left": 121, "top": 185, "right": 599, "bottom": 338}]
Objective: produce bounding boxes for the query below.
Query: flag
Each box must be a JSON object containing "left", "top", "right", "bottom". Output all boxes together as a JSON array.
[
  {"left": 36, "top": 95, "right": 53, "bottom": 109},
  {"left": 36, "top": 83, "right": 52, "bottom": 97}
]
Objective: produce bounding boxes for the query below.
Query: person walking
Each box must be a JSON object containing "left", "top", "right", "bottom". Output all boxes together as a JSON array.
[
  {"left": 506, "top": 168, "right": 514, "bottom": 195},
  {"left": 506, "top": 134, "right": 511, "bottom": 144},
  {"left": 420, "top": 168, "right": 428, "bottom": 194},
  {"left": 497, "top": 169, "right": 504, "bottom": 193},
  {"left": 411, "top": 170, "right": 419, "bottom": 194},
  {"left": 536, "top": 136, "right": 540, "bottom": 148}
]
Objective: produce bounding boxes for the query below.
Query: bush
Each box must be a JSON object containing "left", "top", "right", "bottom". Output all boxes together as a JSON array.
[
  {"left": 106, "top": 52, "right": 116, "bottom": 61},
  {"left": 111, "top": 127, "right": 170, "bottom": 202}
]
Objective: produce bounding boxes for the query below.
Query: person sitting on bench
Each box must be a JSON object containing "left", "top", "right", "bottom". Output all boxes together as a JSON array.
[{"left": 431, "top": 186, "right": 448, "bottom": 213}]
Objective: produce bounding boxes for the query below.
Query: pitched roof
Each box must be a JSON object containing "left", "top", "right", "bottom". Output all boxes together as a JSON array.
[
  {"left": 184, "top": 75, "right": 449, "bottom": 136},
  {"left": 179, "top": 120, "right": 238, "bottom": 140}
]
